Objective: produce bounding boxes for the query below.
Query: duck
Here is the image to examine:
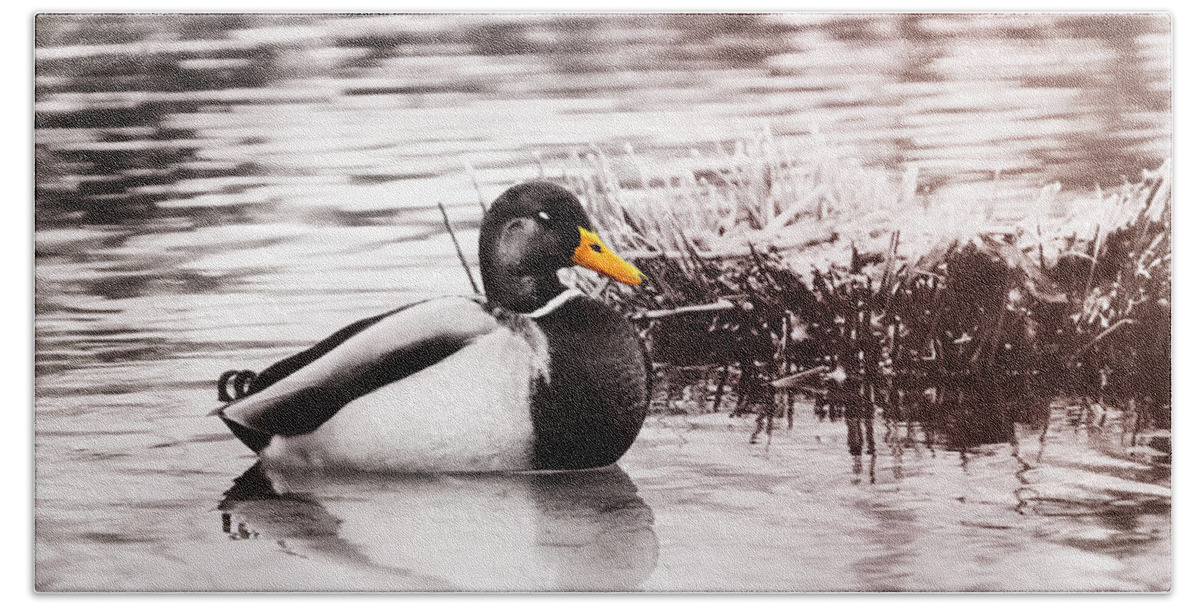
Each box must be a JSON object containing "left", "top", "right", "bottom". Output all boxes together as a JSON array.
[{"left": 211, "top": 181, "right": 650, "bottom": 473}]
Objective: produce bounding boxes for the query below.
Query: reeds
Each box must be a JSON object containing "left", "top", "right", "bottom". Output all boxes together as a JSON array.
[{"left": 556, "top": 134, "right": 1171, "bottom": 447}]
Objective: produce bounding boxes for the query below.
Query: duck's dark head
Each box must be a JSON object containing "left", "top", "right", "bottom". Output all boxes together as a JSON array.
[{"left": 479, "top": 181, "right": 644, "bottom": 313}]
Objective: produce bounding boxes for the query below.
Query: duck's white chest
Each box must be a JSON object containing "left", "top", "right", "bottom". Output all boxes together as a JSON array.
[{"left": 261, "top": 326, "right": 546, "bottom": 472}]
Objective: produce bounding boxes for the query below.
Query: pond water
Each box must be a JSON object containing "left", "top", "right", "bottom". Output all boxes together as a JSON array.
[{"left": 34, "top": 14, "right": 1170, "bottom": 591}]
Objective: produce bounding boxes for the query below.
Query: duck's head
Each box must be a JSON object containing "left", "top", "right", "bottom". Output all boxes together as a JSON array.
[{"left": 479, "top": 181, "right": 644, "bottom": 313}]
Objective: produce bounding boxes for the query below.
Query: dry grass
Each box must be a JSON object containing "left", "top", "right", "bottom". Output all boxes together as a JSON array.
[
  {"left": 565, "top": 131, "right": 921, "bottom": 262},
  {"left": 550, "top": 134, "right": 1171, "bottom": 444}
]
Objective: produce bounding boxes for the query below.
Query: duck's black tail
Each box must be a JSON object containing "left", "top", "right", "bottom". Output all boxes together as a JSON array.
[
  {"left": 217, "top": 369, "right": 257, "bottom": 403},
  {"left": 214, "top": 369, "right": 272, "bottom": 453}
]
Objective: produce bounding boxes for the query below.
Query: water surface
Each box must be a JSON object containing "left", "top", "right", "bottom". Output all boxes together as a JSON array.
[{"left": 34, "top": 14, "right": 1170, "bottom": 591}]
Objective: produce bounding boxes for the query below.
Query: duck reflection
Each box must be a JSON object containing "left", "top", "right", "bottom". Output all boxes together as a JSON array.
[
  {"left": 218, "top": 463, "right": 658, "bottom": 591},
  {"left": 525, "top": 468, "right": 659, "bottom": 591}
]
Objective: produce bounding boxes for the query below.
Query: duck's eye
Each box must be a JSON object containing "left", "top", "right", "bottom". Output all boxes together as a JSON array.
[
  {"left": 590, "top": 243, "right": 602, "bottom": 253},
  {"left": 537, "top": 211, "right": 552, "bottom": 222}
]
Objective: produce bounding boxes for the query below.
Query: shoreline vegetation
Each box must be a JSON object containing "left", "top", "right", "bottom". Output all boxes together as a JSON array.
[{"left": 503, "top": 133, "right": 1170, "bottom": 457}]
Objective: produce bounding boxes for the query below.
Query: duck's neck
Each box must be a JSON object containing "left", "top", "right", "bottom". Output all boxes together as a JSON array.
[{"left": 482, "top": 265, "right": 566, "bottom": 314}]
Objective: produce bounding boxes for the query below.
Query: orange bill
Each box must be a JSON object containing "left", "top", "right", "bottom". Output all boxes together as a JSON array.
[{"left": 571, "top": 227, "right": 644, "bottom": 286}]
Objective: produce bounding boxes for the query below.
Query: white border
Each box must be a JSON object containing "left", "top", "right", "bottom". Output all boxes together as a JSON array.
[{"left": 8, "top": 1, "right": 1193, "bottom": 606}]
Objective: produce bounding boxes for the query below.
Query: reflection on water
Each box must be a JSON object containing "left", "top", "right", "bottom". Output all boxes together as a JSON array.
[
  {"left": 632, "top": 410, "right": 1167, "bottom": 592},
  {"left": 35, "top": 13, "right": 1169, "bottom": 234},
  {"left": 35, "top": 14, "right": 1170, "bottom": 592},
  {"left": 218, "top": 464, "right": 658, "bottom": 591}
]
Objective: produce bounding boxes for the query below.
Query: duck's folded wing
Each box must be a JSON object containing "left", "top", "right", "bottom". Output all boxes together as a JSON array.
[
  {"left": 245, "top": 304, "right": 417, "bottom": 396},
  {"left": 216, "top": 297, "right": 499, "bottom": 440}
]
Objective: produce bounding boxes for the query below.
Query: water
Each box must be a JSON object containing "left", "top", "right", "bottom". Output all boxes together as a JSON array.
[{"left": 34, "top": 14, "right": 1170, "bottom": 591}]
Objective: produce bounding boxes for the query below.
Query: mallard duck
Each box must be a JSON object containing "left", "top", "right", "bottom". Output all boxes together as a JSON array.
[{"left": 212, "top": 181, "right": 650, "bottom": 472}]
